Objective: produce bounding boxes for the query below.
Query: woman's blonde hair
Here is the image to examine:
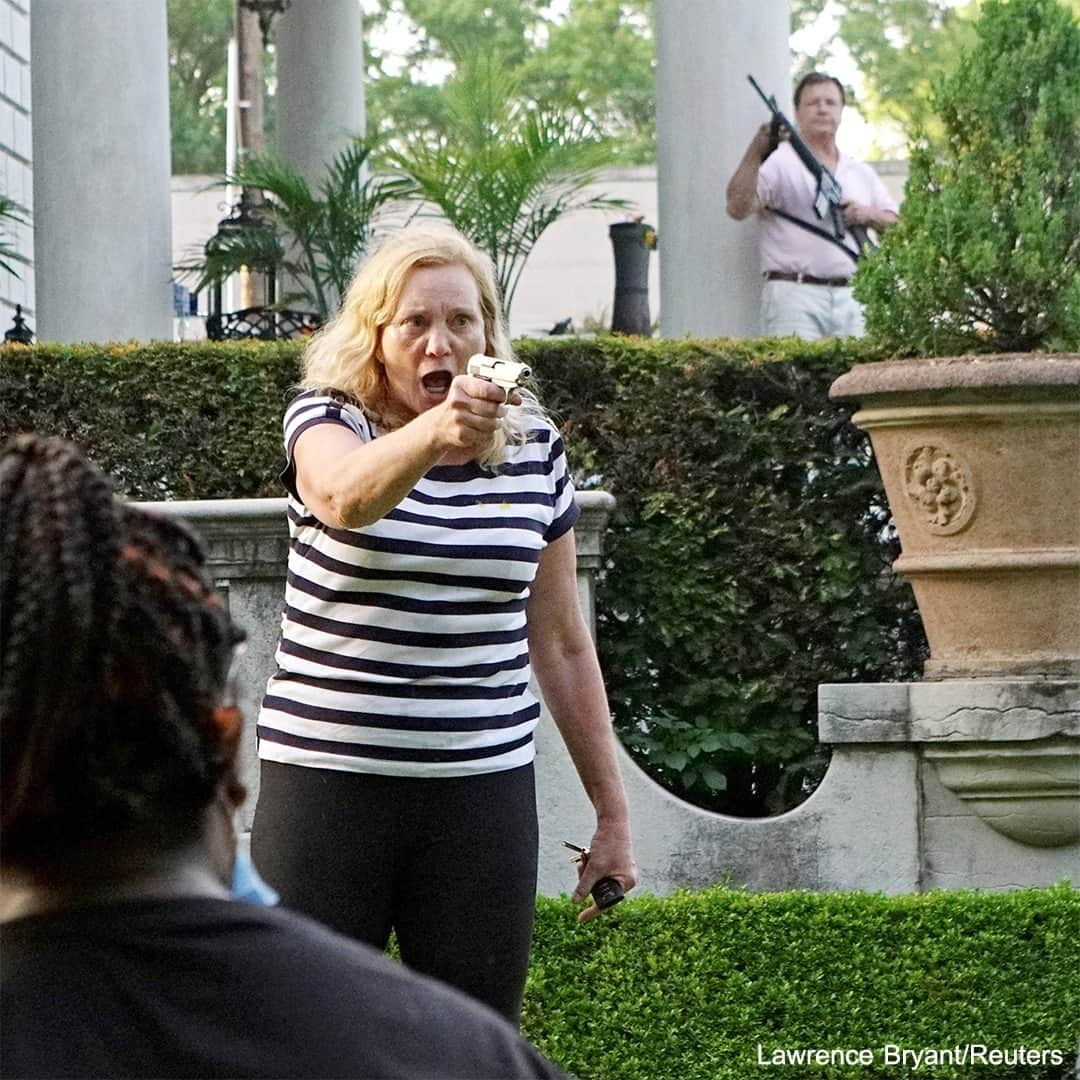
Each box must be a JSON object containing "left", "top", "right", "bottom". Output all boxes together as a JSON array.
[{"left": 302, "top": 225, "right": 543, "bottom": 465}]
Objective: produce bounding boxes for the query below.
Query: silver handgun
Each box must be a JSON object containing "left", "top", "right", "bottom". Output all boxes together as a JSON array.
[{"left": 467, "top": 354, "right": 532, "bottom": 393}]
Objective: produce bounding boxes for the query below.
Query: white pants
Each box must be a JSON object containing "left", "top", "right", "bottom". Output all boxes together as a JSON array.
[{"left": 761, "top": 279, "right": 866, "bottom": 340}]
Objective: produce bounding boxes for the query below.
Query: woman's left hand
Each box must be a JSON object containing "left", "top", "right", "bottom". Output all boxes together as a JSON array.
[{"left": 572, "top": 826, "right": 638, "bottom": 924}]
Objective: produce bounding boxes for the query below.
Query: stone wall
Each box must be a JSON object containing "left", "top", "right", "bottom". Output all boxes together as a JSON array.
[{"left": 141, "top": 495, "right": 1079, "bottom": 898}]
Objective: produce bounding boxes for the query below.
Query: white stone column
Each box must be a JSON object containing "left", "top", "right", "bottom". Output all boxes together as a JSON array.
[
  {"left": 276, "top": 0, "right": 365, "bottom": 186},
  {"left": 655, "top": 0, "right": 791, "bottom": 338},
  {"left": 31, "top": 0, "right": 173, "bottom": 343}
]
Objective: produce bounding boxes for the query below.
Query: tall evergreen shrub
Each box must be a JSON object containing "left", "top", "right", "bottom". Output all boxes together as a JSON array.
[{"left": 855, "top": 0, "right": 1080, "bottom": 355}]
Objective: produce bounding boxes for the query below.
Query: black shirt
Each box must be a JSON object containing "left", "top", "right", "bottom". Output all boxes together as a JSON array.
[{"left": 0, "top": 897, "right": 568, "bottom": 1079}]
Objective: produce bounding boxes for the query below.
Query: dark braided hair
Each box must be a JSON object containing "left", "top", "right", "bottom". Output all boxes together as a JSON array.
[{"left": 1, "top": 435, "right": 245, "bottom": 878}]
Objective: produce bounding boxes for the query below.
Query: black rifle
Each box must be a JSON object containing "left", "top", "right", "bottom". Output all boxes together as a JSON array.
[{"left": 747, "top": 74, "right": 873, "bottom": 257}]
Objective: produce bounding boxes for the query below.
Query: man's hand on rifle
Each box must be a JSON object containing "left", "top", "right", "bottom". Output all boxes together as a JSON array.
[
  {"left": 751, "top": 120, "right": 789, "bottom": 162},
  {"left": 842, "top": 198, "right": 898, "bottom": 232},
  {"left": 840, "top": 198, "right": 874, "bottom": 225}
]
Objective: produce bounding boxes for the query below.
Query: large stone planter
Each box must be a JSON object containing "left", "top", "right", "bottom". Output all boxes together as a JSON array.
[
  {"left": 830, "top": 354, "right": 1080, "bottom": 847},
  {"left": 831, "top": 354, "right": 1080, "bottom": 678}
]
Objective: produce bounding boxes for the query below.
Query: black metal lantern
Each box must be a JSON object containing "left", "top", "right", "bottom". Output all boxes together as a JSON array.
[
  {"left": 205, "top": 189, "right": 279, "bottom": 340},
  {"left": 4, "top": 303, "right": 33, "bottom": 345}
]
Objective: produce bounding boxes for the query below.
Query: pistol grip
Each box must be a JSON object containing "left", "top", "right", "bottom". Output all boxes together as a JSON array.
[{"left": 592, "top": 877, "right": 625, "bottom": 910}]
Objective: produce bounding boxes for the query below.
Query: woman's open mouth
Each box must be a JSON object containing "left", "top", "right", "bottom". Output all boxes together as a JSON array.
[{"left": 421, "top": 370, "right": 454, "bottom": 398}]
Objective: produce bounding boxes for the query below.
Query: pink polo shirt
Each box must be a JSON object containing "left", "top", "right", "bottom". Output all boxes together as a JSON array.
[{"left": 757, "top": 142, "right": 898, "bottom": 279}]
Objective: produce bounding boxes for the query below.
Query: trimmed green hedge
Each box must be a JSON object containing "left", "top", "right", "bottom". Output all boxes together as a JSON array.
[
  {"left": 0, "top": 337, "right": 926, "bottom": 815},
  {"left": 0, "top": 341, "right": 300, "bottom": 499},
  {"left": 522, "top": 885, "right": 1079, "bottom": 1080}
]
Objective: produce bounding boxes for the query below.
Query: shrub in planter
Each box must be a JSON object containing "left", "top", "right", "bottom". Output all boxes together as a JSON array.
[{"left": 854, "top": 0, "right": 1079, "bottom": 355}]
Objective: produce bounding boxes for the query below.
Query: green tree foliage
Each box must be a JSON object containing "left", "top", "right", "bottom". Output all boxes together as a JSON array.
[
  {"left": 855, "top": 0, "right": 1080, "bottom": 355},
  {"left": 791, "top": 0, "right": 981, "bottom": 147},
  {"left": 363, "top": 0, "right": 549, "bottom": 143},
  {"left": 838, "top": 1, "right": 978, "bottom": 137},
  {"left": 168, "top": 0, "right": 655, "bottom": 173},
  {"left": 371, "top": 0, "right": 540, "bottom": 64},
  {"left": 363, "top": 0, "right": 655, "bottom": 163},
  {"left": 169, "top": 1, "right": 1065, "bottom": 176},
  {"left": 167, "top": 0, "right": 233, "bottom": 174},
  {"left": 520, "top": 0, "right": 655, "bottom": 164}
]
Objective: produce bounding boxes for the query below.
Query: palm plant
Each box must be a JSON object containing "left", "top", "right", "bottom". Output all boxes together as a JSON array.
[
  {"left": 179, "top": 139, "right": 412, "bottom": 321},
  {"left": 388, "top": 52, "right": 629, "bottom": 314}
]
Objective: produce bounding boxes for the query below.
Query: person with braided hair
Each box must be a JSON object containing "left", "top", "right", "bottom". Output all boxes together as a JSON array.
[{"left": 0, "top": 434, "right": 567, "bottom": 1079}]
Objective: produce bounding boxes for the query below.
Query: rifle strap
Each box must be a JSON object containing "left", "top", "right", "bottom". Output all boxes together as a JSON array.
[{"left": 768, "top": 207, "right": 861, "bottom": 265}]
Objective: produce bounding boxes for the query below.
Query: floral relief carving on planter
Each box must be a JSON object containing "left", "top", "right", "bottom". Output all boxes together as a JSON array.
[{"left": 903, "top": 442, "right": 976, "bottom": 535}]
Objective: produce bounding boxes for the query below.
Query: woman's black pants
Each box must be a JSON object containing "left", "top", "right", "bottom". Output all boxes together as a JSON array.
[{"left": 251, "top": 760, "right": 539, "bottom": 1025}]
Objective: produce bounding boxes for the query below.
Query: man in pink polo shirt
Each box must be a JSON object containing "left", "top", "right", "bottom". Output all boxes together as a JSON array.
[{"left": 726, "top": 72, "right": 899, "bottom": 340}]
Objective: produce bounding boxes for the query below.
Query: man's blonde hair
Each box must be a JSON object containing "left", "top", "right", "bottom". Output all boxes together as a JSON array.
[{"left": 302, "top": 225, "right": 542, "bottom": 464}]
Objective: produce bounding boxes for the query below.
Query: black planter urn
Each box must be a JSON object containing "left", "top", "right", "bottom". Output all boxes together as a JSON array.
[{"left": 609, "top": 221, "right": 656, "bottom": 336}]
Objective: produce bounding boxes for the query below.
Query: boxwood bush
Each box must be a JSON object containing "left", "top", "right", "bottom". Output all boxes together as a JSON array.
[
  {"left": 522, "top": 885, "right": 1079, "bottom": 1080},
  {"left": 0, "top": 336, "right": 926, "bottom": 815},
  {"left": 0, "top": 340, "right": 300, "bottom": 499}
]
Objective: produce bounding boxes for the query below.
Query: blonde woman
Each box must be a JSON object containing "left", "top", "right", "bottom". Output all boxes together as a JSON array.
[{"left": 251, "top": 226, "right": 636, "bottom": 1024}]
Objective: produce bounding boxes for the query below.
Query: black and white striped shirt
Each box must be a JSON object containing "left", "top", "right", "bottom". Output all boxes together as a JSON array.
[{"left": 257, "top": 391, "right": 580, "bottom": 778}]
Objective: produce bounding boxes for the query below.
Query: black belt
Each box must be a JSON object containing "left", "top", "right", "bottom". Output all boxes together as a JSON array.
[{"left": 764, "top": 271, "right": 851, "bottom": 287}]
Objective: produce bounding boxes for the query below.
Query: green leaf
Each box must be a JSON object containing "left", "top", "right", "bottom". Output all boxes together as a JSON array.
[{"left": 701, "top": 767, "right": 728, "bottom": 791}]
